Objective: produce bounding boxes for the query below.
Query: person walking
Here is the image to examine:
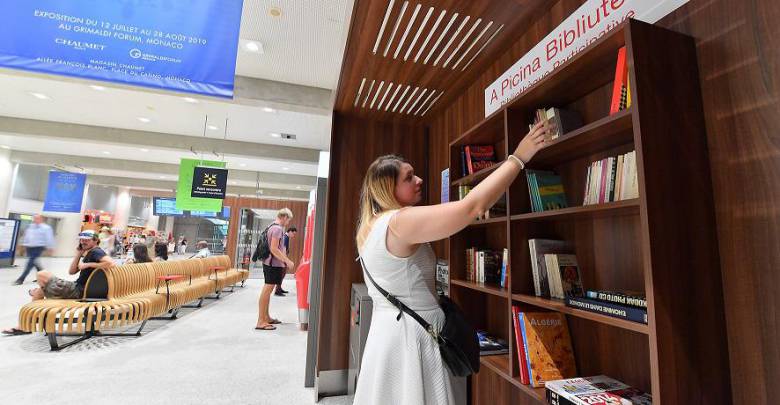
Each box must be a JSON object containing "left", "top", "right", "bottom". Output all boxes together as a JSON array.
[
  {"left": 352, "top": 121, "right": 550, "bottom": 405},
  {"left": 13, "top": 215, "right": 55, "bottom": 285},
  {"left": 274, "top": 226, "right": 297, "bottom": 296},
  {"left": 255, "top": 208, "right": 294, "bottom": 330},
  {"left": 178, "top": 237, "right": 187, "bottom": 255}
]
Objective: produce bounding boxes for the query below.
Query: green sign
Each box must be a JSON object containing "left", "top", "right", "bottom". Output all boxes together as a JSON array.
[{"left": 176, "top": 158, "right": 226, "bottom": 211}]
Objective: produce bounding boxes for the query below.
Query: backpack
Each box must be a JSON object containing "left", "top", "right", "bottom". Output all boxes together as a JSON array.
[{"left": 252, "top": 223, "right": 280, "bottom": 262}]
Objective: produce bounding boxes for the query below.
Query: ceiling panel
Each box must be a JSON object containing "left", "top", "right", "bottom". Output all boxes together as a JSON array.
[{"left": 334, "top": 0, "right": 552, "bottom": 121}]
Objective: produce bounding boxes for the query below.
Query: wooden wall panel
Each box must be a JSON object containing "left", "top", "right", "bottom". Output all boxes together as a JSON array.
[
  {"left": 223, "top": 196, "right": 307, "bottom": 268},
  {"left": 316, "top": 113, "right": 428, "bottom": 372},
  {"left": 426, "top": 0, "right": 780, "bottom": 403}
]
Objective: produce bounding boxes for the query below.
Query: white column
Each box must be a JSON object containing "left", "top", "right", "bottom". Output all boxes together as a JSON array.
[
  {"left": 145, "top": 201, "right": 159, "bottom": 231},
  {"left": 0, "top": 149, "right": 15, "bottom": 217},
  {"left": 114, "top": 187, "right": 131, "bottom": 230}
]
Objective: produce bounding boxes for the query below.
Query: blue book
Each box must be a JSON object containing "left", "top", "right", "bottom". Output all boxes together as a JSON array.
[
  {"left": 565, "top": 296, "right": 648, "bottom": 324},
  {"left": 518, "top": 312, "right": 535, "bottom": 383}
]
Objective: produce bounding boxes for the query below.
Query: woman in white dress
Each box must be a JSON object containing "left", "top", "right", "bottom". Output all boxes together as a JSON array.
[{"left": 354, "top": 121, "right": 551, "bottom": 405}]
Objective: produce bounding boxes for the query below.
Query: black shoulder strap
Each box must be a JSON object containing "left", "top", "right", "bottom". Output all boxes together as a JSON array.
[{"left": 357, "top": 256, "right": 434, "bottom": 334}]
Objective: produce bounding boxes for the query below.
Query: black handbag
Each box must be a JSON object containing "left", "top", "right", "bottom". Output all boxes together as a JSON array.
[{"left": 359, "top": 257, "right": 480, "bottom": 377}]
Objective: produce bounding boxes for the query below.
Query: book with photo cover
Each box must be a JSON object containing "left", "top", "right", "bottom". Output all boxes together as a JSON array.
[
  {"left": 477, "top": 330, "right": 509, "bottom": 355},
  {"left": 546, "top": 375, "right": 652, "bottom": 405}
]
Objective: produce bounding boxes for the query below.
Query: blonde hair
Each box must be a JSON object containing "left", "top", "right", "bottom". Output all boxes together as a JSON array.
[
  {"left": 356, "top": 155, "right": 407, "bottom": 250},
  {"left": 277, "top": 208, "right": 293, "bottom": 219}
]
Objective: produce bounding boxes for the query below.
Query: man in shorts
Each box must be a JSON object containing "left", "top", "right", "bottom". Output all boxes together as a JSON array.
[
  {"left": 2, "top": 230, "right": 114, "bottom": 335},
  {"left": 255, "top": 208, "right": 294, "bottom": 331}
]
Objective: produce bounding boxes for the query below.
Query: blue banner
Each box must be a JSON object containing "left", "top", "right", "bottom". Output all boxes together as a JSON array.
[
  {"left": 0, "top": 0, "right": 244, "bottom": 98},
  {"left": 43, "top": 172, "right": 87, "bottom": 213}
]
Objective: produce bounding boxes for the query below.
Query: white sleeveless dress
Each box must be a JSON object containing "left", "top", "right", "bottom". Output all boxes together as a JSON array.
[{"left": 354, "top": 211, "right": 466, "bottom": 405}]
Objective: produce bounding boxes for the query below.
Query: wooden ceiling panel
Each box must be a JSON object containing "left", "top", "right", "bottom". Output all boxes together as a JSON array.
[{"left": 335, "top": 0, "right": 552, "bottom": 122}]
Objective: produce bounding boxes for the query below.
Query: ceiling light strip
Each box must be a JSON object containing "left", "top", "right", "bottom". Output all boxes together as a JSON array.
[
  {"left": 376, "top": 82, "right": 394, "bottom": 110},
  {"left": 362, "top": 79, "right": 376, "bottom": 108},
  {"left": 433, "top": 15, "right": 470, "bottom": 66},
  {"left": 372, "top": 0, "right": 396, "bottom": 54},
  {"left": 414, "top": 89, "right": 438, "bottom": 115},
  {"left": 392, "top": 85, "right": 412, "bottom": 112},
  {"left": 414, "top": 10, "right": 446, "bottom": 63},
  {"left": 404, "top": 7, "right": 434, "bottom": 61},
  {"left": 353, "top": 77, "right": 367, "bottom": 107},
  {"left": 461, "top": 24, "right": 504, "bottom": 72},
  {"left": 394, "top": 3, "right": 421, "bottom": 59},
  {"left": 383, "top": 1, "right": 409, "bottom": 57},
  {"left": 385, "top": 84, "right": 404, "bottom": 111},
  {"left": 399, "top": 86, "right": 420, "bottom": 114},
  {"left": 405, "top": 88, "right": 428, "bottom": 114},
  {"left": 451, "top": 21, "right": 493, "bottom": 70},
  {"left": 442, "top": 18, "right": 482, "bottom": 69},
  {"left": 423, "top": 13, "right": 459, "bottom": 65},
  {"left": 370, "top": 81, "right": 385, "bottom": 109},
  {"left": 421, "top": 92, "right": 444, "bottom": 116}
]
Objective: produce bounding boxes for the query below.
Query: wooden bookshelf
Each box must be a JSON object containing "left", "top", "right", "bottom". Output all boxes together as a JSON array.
[{"left": 447, "top": 20, "right": 729, "bottom": 404}]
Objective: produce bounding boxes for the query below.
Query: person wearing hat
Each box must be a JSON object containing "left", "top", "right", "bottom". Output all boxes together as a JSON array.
[{"left": 2, "top": 229, "right": 114, "bottom": 335}]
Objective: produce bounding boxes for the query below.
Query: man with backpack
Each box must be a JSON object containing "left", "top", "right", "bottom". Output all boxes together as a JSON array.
[{"left": 254, "top": 208, "right": 294, "bottom": 331}]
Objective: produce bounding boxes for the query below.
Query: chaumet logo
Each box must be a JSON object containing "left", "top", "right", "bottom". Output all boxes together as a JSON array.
[{"left": 201, "top": 173, "right": 218, "bottom": 187}]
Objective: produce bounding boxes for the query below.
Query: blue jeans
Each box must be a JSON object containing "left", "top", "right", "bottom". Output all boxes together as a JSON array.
[{"left": 17, "top": 246, "right": 45, "bottom": 282}]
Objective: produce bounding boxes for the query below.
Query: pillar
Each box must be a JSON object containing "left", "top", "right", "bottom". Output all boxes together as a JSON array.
[
  {"left": 113, "top": 186, "right": 131, "bottom": 231},
  {"left": 0, "top": 149, "right": 14, "bottom": 217}
]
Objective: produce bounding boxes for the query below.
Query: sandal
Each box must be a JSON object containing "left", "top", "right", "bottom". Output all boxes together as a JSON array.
[
  {"left": 2, "top": 327, "right": 30, "bottom": 336},
  {"left": 269, "top": 319, "right": 281, "bottom": 324},
  {"left": 254, "top": 325, "right": 276, "bottom": 330}
]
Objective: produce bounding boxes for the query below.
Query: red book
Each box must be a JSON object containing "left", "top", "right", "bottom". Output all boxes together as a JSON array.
[
  {"left": 464, "top": 146, "right": 474, "bottom": 175},
  {"left": 610, "top": 47, "right": 628, "bottom": 114},
  {"left": 512, "top": 306, "right": 530, "bottom": 384},
  {"left": 464, "top": 145, "right": 497, "bottom": 175}
]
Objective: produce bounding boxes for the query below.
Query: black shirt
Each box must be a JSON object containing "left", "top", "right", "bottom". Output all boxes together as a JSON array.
[{"left": 76, "top": 248, "right": 107, "bottom": 288}]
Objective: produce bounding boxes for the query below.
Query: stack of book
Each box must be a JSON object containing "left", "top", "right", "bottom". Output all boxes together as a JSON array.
[
  {"left": 546, "top": 375, "right": 651, "bottom": 405},
  {"left": 464, "top": 247, "right": 508, "bottom": 288},
  {"left": 529, "top": 107, "right": 583, "bottom": 141},
  {"left": 511, "top": 310, "right": 577, "bottom": 387},
  {"left": 460, "top": 144, "right": 498, "bottom": 176},
  {"left": 528, "top": 239, "right": 579, "bottom": 298},
  {"left": 477, "top": 330, "right": 509, "bottom": 355},
  {"left": 583, "top": 150, "right": 638, "bottom": 205},
  {"left": 566, "top": 290, "right": 647, "bottom": 324},
  {"left": 435, "top": 260, "right": 449, "bottom": 297},
  {"left": 526, "top": 170, "right": 568, "bottom": 212}
]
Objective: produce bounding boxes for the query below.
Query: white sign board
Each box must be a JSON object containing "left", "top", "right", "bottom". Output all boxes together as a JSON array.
[
  {"left": 484, "top": 0, "right": 689, "bottom": 116},
  {"left": 0, "top": 220, "right": 17, "bottom": 252}
]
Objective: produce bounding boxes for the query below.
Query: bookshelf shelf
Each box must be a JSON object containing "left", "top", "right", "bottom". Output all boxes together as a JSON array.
[
  {"left": 509, "top": 199, "right": 639, "bottom": 222},
  {"left": 511, "top": 293, "right": 650, "bottom": 335},
  {"left": 480, "top": 355, "right": 546, "bottom": 403},
  {"left": 451, "top": 279, "right": 508, "bottom": 298},
  {"left": 470, "top": 216, "right": 508, "bottom": 226},
  {"left": 528, "top": 109, "right": 634, "bottom": 167},
  {"left": 452, "top": 163, "right": 501, "bottom": 186},
  {"left": 449, "top": 109, "right": 505, "bottom": 148}
]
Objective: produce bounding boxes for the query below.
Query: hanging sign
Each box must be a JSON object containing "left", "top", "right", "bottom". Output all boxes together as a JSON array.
[
  {"left": 176, "top": 158, "right": 226, "bottom": 211},
  {"left": 0, "top": 0, "right": 244, "bottom": 98},
  {"left": 43, "top": 171, "right": 87, "bottom": 213},
  {"left": 484, "top": 0, "right": 689, "bottom": 116},
  {"left": 191, "top": 166, "right": 228, "bottom": 199}
]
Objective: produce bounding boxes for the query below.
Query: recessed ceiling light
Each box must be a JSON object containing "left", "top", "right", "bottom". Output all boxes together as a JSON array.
[
  {"left": 282, "top": 167, "right": 289, "bottom": 171},
  {"left": 90, "top": 85, "right": 106, "bottom": 91},
  {"left": 270, "top": 133, "right": 281, "bottom": 138},
  {"left": 102, "top": 151, "right": 111, "bottom": 155},
  {"left": 159, "top": 175, "right": 166, "bottom": 179},
  {"left": 239, "top": 163, "right": 247, "bottom": 167},
  {"left": 269, "top": 6, "right": 282, "bottom": 17},
  {"left": 263, "top": 107, "right": 276, "bottom": 113},
  {"left": 140, "top": 148, "right": 149, "bottom": 152},
  {"left": 182, "top": 97, "right": 198, "bottom": 103},
  {"left": 296, "top": 186, "right": 301, "bottom": 189},
  {"left": 137, "top": 117, "right": 151, "bottom": 123},
  {"left": 207, "top": 125, "right": 219, "bottom": 130},
  {"left": 231, "top": 181, "right": 238, "bottom": 185},
  {"left": 0, "top": 145, "right": 9, "bottom": 150},
  {"left": 30, "top": 92, "right": 50, "bottom": 100},
  {"left": 245, "top": 41, "right": 262, "bottom": 53}
]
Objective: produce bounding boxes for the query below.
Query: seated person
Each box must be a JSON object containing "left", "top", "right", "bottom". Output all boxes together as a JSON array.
[
  {"left": 154, "top": 242, "right": 168, "bottom": 261},
  {"left": 124, "top": 244, "right": 152, "bottom": 264},
  {"left": 3, "top": 230, "right": 113, "bottom": 335},
  {"left": 191, "top": 240, "right": 211, "bottom": 258}
]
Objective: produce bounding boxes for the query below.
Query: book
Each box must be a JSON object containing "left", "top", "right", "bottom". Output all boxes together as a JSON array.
[
  {"left": 518, "top": 312, "right": 577, "bottom": 387},
  {"left": 511, "top": 306, "right": 530, "bottom": 385},
  {"left": 464, "top": 145, "right": 497, "bottom": 175},
  {"left": 556, "top": 254, "right": 583, "bottom": 299},
  {"left": 585, "top": 290, "right": 646, "bottom": 309},
  {"left": 610, "top": 46, "right": 629, "bottom": 114},
  {"left": 546, "top": 375, "right": 652, "bottom": 405},
  {"left": 526, "top": 170, "right": 566, "bottom": 212},
  {"left": 435, "top": 260, "right": 449, "bottom": 297},
  {"left": 565, "top": 296, "right": 648, "bottom": 324},
  {"left": 440, "top": 168, "right": 449, "bottom": 203},
  {"left": 477, "top": 330, "right": 509, "bottom": 355},
  {"left": 528, "top": 239, "right": 570, "bottom": 297},
  {"left": 583, "top": 151, "right": 638, "bottom": 205}
]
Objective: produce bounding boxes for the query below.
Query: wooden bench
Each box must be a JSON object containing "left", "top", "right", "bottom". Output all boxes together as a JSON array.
[{"left": 17, "top": 255, "right": 247, "bottom": 350}]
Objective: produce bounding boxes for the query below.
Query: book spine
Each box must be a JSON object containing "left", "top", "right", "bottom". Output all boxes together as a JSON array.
[
  {"left": 598, "top": 159, "right": 607, "bottom": 204},
  {"left": 518, "top": 312, "right": 535, "bottom": 384},
  {"left": 585, "top": 290, "right": 648, "bottom": 309},
  {"left": 610, "top": 47, "right": 627, "bottom": 114},
  {"left": 547, "top": 389, "right": 581, "bottom": 405},
  {"left": 512, "top": 306, "right": 530, "bottom": 385},
  {"left": 566, "top": 296, "right": 648, "bottom": 324},
  {"left": 529, "top": 240, "right": 541, "bottom": 296},
  {"left": 465, "top": 146, "right": 474, "bottom": 175},
  {"left": 460, "top": 147, "right": 467, "bottom": 177}
]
